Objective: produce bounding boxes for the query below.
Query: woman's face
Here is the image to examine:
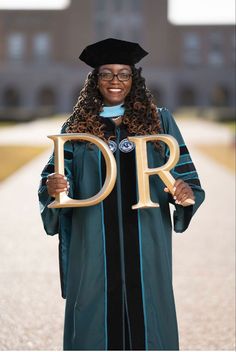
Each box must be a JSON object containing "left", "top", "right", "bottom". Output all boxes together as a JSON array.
[{"left": 97, "top": 64, "right": 132, "bottom": 106}]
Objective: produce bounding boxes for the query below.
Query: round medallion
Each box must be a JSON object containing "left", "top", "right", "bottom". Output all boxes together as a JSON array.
[
  {"left": 119, "top": 138, "right": 135, "bottom": 153},
  {"left": 108, "top": 140, "right": 117, "bottom": 153}
]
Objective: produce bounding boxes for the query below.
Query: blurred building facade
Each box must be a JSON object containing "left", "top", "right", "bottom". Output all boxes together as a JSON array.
[{"left": 0, "top": 0, "right": 235, "bottom": 116}]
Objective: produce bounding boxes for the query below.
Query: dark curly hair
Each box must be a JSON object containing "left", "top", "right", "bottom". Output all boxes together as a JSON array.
[{"left": 65, "top": 66, "right": 162, "bottom": 142}]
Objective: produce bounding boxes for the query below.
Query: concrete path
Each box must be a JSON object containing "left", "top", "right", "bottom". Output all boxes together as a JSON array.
[
  {"left": 0, "top": 118, "right": 65, "bottom": 350},
  {"left": 174, "top": 119, "right": 235, "bottom": 350},
  {"left": 0, "top": 117, "right": 235, "bottom": 350}
]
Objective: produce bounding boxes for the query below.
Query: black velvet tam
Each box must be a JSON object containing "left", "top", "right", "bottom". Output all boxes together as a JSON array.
[{"left": 79, "top": 38, "right": 148, "bottom": 68}]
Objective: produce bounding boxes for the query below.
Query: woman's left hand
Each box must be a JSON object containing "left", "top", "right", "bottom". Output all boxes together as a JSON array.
[{"left": 164, "top": 179, "right": 195, "bottom": 205}]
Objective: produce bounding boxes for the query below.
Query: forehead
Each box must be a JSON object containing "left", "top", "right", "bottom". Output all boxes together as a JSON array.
[{"left": 99, "top": 64, "right": 131, "bottom": 72}]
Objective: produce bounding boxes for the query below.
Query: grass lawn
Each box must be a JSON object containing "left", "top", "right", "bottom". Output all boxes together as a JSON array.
[
  {"left": 0, "top": 145, "right": 49, "bottom": 182},
  {"left": 218, "top": 120, "right": 236, "bottom": 133},
  {"left": 197, "top": 144, "right": 235, "bottom": 172},
  {"left": 0, "top": 121, "right": 17, "bottom": 128}
]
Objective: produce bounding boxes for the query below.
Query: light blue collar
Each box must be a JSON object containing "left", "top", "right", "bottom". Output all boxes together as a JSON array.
[{"left": 100, "top": 104, "right": 125, "bottom": 118}]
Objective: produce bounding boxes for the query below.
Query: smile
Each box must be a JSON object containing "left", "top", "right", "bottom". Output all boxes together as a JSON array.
[{"left": 107, "top": 88, "right": 122, "bottom": 93}]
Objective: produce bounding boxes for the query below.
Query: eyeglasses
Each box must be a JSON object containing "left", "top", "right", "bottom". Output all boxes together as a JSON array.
[{"left": 98, "top": 72, "right": 133, "bottom": 82}]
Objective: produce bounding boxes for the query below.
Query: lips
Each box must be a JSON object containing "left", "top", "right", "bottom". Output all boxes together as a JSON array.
[{"left": 107, "top": 88, "right": 122, "bottom": 93}]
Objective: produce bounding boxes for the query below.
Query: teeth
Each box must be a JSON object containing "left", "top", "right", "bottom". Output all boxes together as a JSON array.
[{"left": 108, "top": 89, "right": 122, "bottom": 92}]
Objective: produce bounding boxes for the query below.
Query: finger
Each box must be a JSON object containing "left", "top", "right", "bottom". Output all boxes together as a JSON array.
[
  {"left": 176, "top": 186, "right": 194, "bottom": 202},
  {"left": 174, "top": 179, "right": 183, "bottom": 188},
  {"left": 174, "top": 183, "right": 187, "bottom": 199},
  {"left": 174, "top": 180, "right": 190, "bottom": 197},
  {"left": 46, "top": 180, "right": 67, "bottom": 188},
  {"left": 173, "top": 179, "right": 184, "bottom": 196},
  {"left": 177, "top": 192, "right": 194, "bottom": 203},
  {"left": 48, "top": 187, "right": 68, "bottom": 196},
  {"left": 174, "top": 180, "right": 194, "bottom": 203},
  {"left": 47, "top": 180, "right": 69, "bottom": 196},
  {"left": 181, "top": 198, "right": 195, "bottom": 206},
  {"left": 176, "top": 197, "right": 195, "bottom": 206},
  {"left": 55, "top": 187, "right": 68, "bottom": 193},
  {"left": 47, "top": 175, "right": 67, "bottom": 184},
  {"left": 183, "top": 190, "right": 195, "bottom": 202},
  {"left": 47, "top": 173, "right": 67, "bottom": 180},
  {"left": 47, "top": 183, "right": 67, "bottom": 192}
]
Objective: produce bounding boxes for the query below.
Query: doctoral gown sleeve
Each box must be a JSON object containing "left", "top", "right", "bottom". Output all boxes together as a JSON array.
[
  {"left": 38, "top": 126, "right": 74, "bottom": 298},
  {"left": 159, "top": 107, "right": 205, "bottom": 233},
  {"left": 38, "top": 126, "right": 74, "bottom": 236}
]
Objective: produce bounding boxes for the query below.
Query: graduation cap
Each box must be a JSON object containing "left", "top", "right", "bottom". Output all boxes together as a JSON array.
[{"left": 79, "top": 38, "right": 148, "bottom": 68}]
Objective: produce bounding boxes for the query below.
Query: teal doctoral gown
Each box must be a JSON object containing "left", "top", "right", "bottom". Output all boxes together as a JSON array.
[{"left": 38, "top": 108, "right": 205, "bottom": 350}]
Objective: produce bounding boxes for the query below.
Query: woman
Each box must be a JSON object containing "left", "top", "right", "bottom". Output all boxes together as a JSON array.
[{"left": 38, "top": 38, "right": 205, "bottom": 350}]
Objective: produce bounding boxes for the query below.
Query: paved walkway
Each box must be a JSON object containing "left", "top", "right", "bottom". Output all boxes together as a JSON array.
[{"left": 0, "top": 117, "right": 235, "bottom": 350}]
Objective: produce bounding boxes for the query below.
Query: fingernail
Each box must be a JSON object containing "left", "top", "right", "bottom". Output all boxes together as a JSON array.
[
  {"left": 173, "top": 196, "right": 177, "bottom": 200},
  {"left": 173, "top": 187, "right": 176, "bottom": 193},
  {"left": 64, "top": 188, "right": 67, "bottom": 191},
  {"left": 64, "top": 176, "right": 67, "bottom": 180}
]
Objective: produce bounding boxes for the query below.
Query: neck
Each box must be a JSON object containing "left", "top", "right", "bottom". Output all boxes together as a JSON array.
[{"left": 112, "top": 115, "right": 123, "bottom": 126}]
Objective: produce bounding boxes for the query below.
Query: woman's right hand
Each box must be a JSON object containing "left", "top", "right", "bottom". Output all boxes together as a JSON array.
[{"left": 46, "top": 173, "right": 70, "bottom": 197}]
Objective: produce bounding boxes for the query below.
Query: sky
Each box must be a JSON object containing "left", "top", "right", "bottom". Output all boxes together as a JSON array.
[
  {"left": 0, "top": 0, "right": 70, "bottom": 10},
  {"left": 168, "top": 0, "right": 235, "bottom": 25},
  {"left": 0, "top": 0, "right": 235, "bottom": 25}
]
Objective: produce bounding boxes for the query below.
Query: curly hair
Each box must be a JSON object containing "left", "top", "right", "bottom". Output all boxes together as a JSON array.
[{"left": 65, "top": 66, "right": 162, "bottom": 142}]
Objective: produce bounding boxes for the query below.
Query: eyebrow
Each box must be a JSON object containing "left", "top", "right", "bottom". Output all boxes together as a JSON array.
[{"left": 99, "top": 69, "right": 132, "bottom": 73}]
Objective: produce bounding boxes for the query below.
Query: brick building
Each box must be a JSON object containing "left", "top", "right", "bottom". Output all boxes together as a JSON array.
[{"left": 0, "top": 0, "right": 235, "bottom": 116}]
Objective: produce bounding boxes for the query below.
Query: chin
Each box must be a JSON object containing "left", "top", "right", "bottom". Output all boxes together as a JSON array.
[{"left": 105, "top": 96, "right": 125, "bottom": 105}]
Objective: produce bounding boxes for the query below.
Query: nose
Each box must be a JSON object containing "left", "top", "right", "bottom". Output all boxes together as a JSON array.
[{"left": 111, "top": 74, "right": 119, "bottom": 82}]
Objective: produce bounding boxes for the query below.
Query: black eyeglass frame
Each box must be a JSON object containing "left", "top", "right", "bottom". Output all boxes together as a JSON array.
[{"left": 97, "top": 72, "right": 133, "bottom": 82}]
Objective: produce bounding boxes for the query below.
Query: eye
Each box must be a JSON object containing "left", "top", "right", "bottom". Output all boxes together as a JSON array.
[
  {"left": 99, "top": 72, "right": 113, "bottom": 80},
  {"left": 118, "top": 73, "right": 130, "bottom": 79},
  {"left": 117, "top": 72, "right": 132, "bottom": 81}
]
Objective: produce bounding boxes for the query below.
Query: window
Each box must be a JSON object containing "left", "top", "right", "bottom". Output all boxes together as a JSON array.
[
  {"left": 3, "top": 87, "right": 21, "bottom": 107},
  {"left": 210, "top": 85, "right": 230, "bottom": 106},
  {"left": 33, "top": 33, "right": 51, "bottom": 62},
  {"left": 93, "top": 0, "right": 143, "bottom": 41},
  {"left": 37, "top": 86, "right": 56, "bottom": 107},
  {"left": 208, "top": 32, "right": 224, "bottom": 65},
  {"left": 182, "top": 32, "right": 201, "bottom": 65},
  {"left": 178, "top": 86, "right": 196, "bottom": 106},
  {"left": 231, "top": 33, "right": 235, "bottom": 64},
  {"left": 7, "top": 33, "right": 25, "bottom": 61}
]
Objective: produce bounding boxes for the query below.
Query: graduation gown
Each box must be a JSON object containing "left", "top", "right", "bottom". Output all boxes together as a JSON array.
[{"left": 38, "top": 108, "right": 205, "bottom": 350}]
